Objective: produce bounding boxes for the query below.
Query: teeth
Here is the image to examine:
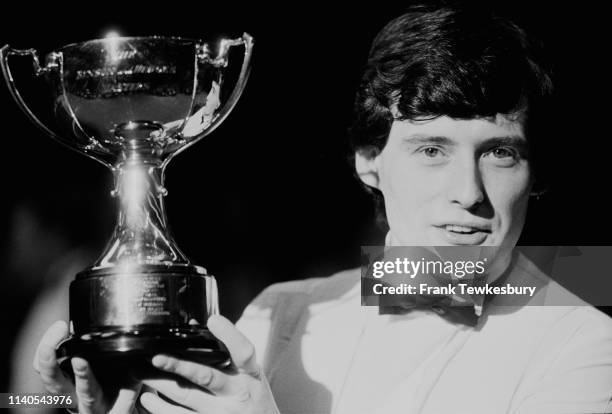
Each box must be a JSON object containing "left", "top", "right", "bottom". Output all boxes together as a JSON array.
[{"left": 446, "top": 225, "right": 475, "bottom": 233}]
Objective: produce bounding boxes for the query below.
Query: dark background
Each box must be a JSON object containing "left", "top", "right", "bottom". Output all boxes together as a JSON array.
[{"left": 0, "top": 1, "right": 610, "bottom": 394}]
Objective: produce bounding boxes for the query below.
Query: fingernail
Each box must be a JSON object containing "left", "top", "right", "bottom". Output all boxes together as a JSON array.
[
  {"left": 39, "top": 347, "right": 54, "bottom": 362},
  {"left": 151, "top": 355, "right": 168, "bottom": 368},
  {"left": 207, "top": 314, "right": 230, "bottom": 330},
  {"left": 140, "top": 392, "right": 155, "bottom": 407},
  {"left": 71, "top": 358, "right": 88, "bottom": 376}
]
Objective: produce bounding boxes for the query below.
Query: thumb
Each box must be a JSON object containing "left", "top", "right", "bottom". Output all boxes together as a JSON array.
[
  {"left": 34, "top": 320, "right": 73, "bottom": 394},
  {"left": 207, "top": 315, "right": 258, "bottom": 376}
]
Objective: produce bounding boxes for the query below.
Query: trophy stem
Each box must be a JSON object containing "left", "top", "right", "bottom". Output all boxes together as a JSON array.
[{"left": 94, "top": 158, "right": 188, "bottom": 269}]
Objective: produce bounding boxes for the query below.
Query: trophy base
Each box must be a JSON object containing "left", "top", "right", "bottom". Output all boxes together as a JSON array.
[
  {"left": 57, "top": 266, "right": 228, "bottom": 392},
  {"left": 56, "top": 327, "right": 230, "bottom": 392}
]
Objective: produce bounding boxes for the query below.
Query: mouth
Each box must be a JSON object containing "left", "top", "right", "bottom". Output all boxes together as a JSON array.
[
  {"left": 444, "top": 224, "right": 488, "bottom": 234},
  {"left": 435, "top": 224, "right": 491, "bottom": 245}
]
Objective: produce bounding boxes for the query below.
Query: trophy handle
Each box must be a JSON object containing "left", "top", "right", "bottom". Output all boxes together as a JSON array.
[
  {"left": 163, "top": 33, "right": 254, "bottom": 167},
  {"left": 0, "top": 45, "right": 112, "bottom": 169}
]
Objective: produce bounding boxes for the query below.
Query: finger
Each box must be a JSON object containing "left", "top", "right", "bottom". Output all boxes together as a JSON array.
[
  {"left": 34, "top": 320, "right": 68, "bottom": 372},
  {"left": 207, "top": 315, "right": 259, "bottom": 376},
  {"left": 143, "top": 378, "right": 229, "bottom": 411},
  {"left": 34, "top": 321, "right": 73, "bottom": 393},
  {"left": 109, "top": 382, "right": 143, "bottom": 414},
  {"left": 139, "top": 392, "right": 196, "bottom": 414},
  {"left": 151, "top": 355, "right": 236, "bottom": 395},
  {"left": 72, "top": 357, "right": 106, "bottom": 414}
]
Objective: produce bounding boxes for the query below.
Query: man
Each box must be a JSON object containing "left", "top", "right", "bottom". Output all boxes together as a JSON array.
[{"left": 35, "top": 2, "right": 612, "bottom": 413}]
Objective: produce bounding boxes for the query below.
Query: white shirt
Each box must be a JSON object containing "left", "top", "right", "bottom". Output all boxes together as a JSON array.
[{"left": 236, "top": 253, "right": 612, "bottom": 414}]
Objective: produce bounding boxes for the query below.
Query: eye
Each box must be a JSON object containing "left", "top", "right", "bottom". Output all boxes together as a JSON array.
[
  {"left": 483, "top": 146, "right": 520, "bottom": 167},
  {"left": 414, "top": 145, "right": 448, "bottom": 165},
  {"left": 419, "top": 147, "right": 443, "bottom": 157},
  {"left": 490, "top": 147, "right": 517, "bottom": 159}
]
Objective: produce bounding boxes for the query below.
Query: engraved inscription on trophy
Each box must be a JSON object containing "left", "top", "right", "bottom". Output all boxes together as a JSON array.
[
  {"left": 74, "top": 65, "right": 179, "bottom": 97},
  {"left": 75, "top": 65, "right": 178, "bottom": 79},
  {"left": 97, "top": 276, "right": 171, "bottom": 324}
]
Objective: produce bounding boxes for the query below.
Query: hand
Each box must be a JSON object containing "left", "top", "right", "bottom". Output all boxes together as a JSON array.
[
  {"left": 34, "top": 320, "right": 141, "bottom": 414},
  {"left": 140, "top": 315, "right": 280, "bottom": 414}
]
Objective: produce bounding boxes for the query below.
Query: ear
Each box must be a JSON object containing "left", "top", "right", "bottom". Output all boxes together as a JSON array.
[{"left": 355, "top": 149, "right": 381, "bottom": 190}]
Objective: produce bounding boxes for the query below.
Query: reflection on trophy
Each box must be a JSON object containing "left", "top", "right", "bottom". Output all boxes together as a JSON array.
[{"left": 0, "top": 33, "right": 254, "bottom": 382}]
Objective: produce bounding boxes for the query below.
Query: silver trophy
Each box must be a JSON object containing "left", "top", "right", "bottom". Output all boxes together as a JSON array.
[{"left": 1, "top": 33, "right": 254, "bottom": 383}]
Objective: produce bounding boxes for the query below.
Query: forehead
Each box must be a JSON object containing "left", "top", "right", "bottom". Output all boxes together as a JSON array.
[{"left": 389, "top": 114, "right": 526, "bottom": 144}]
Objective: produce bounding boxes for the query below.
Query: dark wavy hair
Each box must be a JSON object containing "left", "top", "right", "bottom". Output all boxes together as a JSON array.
[{"left": 349, "top": 2, "right": 554, "bottom": 228}]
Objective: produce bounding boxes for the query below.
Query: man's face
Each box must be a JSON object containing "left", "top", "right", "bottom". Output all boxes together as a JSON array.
[{"left": 360, "top": 115, "right": 531, "bottom": 250}]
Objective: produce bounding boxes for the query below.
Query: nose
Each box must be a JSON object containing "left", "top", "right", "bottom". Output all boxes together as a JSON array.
[{"left": 446, "top": 157, "right": 485, "bottom": 209}]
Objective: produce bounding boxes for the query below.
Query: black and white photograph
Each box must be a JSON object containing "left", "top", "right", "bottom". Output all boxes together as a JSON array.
[{"left": 1, "top": 1, "right": 611, "bottom": 413}]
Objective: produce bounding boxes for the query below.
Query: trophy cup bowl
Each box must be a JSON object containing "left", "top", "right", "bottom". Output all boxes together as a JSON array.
[{"left": 1, "top": 33, "right": 254, "bottom": 388}]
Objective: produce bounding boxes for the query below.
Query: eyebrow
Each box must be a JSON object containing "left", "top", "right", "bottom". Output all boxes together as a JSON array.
[
  {"left": 402, "top": 135, "right": 457, "bottom": 146},
  {"left": 403, "top": 134, "right": 528, "bottom": 149}
]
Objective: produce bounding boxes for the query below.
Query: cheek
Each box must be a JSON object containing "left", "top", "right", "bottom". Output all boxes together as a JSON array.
[
  {"left": 485, "top": 167, "right": 531, "bottom": 225},
  {"left": 379, "top": 158, "right": 437, "bottom": 212}
]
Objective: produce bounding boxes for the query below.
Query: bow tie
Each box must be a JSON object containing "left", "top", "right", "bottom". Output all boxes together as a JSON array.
[
  {"left": 372, "top": 262, "right": 516, "bottom": 327},
  {"left": 362, "top": 245, "right": 516, "bottom": 327},
  {"left": 361, "top": 271, "right": 486, "bottom": 326},
  {"left": 362, "top": 269, "right": 487, "bottom": 327},
  {"left": 377, "top": 293, "right": 483, "bottom": 326}
]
